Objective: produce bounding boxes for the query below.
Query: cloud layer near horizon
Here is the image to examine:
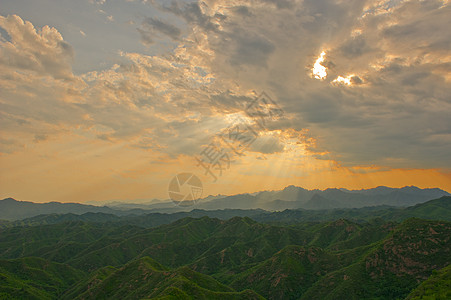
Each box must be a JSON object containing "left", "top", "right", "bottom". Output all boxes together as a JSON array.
[{"left": 1, "top": 0, "right": 450, "bottom": 202}]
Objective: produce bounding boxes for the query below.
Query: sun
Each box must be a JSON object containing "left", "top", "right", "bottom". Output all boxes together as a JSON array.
[{"left": 312, "top": 51, "right": 327, "bottom": 80}]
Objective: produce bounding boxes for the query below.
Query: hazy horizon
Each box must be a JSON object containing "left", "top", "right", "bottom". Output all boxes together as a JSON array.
[{"left": 3, "top": 184, "right": 451, "bottom": 205}]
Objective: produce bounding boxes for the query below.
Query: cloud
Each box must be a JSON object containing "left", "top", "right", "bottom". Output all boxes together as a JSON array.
[
  {"left": 0, "top": 137, "right": 24, "bottom": 154},
  {"left": 193, "top": 0, "right": 451, "bottom": 168},
  {"left": 0, "top": 15, "right": 74, "bottom": 80},
  {"left": 1, "top": 1, "right": 451, "bottom": 202},
  {"left": 141, "top": 17, "right": 181, "bottom": 40},
  {"left": 249, "top": 134, "right": 285, "bottom": 154},
  {"left": 33, "top": 134, "right": 48, "bottom": 142},
  {"left": 233, "top": 6, "right": 253, "bottom": 17},
  {"left": 2, "top": 0, "right": 451, "bottom": 171},
  {"left": 339, "top": 35, "right": 373, "bottom": 59},
  {"left": 224, "top": 31, "right": 275, "bottom": 66},
  {"left": 0, "top": 15, "right": 222, "bottom": 159},
  {"left": 160, "top": 1, "right": 219, "bottom": 32},
  {"left": 137, "top": 27, "right": 154, "bottom": 45},
  {"left": 90, "top": 0, "right": 107, "bottom": 5}
]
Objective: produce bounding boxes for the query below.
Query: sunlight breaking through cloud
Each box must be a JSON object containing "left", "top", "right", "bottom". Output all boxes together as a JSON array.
[
  {"left": 332, "top": 75, "right": 352, "bottom": 86},
  {"left": 1, "top": 0, "right": 451, "bottom": 202},
  {"left": 312, "top": 51, "right": 327, "bottom": 80}
]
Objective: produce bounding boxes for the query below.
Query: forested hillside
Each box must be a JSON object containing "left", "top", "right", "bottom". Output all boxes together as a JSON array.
[{"left": 1, "top": 197, "right": 450, "bottom": 299}]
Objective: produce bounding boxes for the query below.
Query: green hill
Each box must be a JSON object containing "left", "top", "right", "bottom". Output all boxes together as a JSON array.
[
  {"left": 401, "top": 196, "right": 451, "bottom": 220},
  {"left": 0, "top": 257, "right": 84, "bottom": 299},
  {"left": 0, "top": 214, "right": 450, "bottom": 299},
  {"left": 231, "top": 245, "right": 340, "bottom": 299},
  {"left": 300, "top": 218, "right": 451, "bottom": 300},
  {"left": 63, "top": 256, "right": 263, "bottom": 300},
  {"left": 406, "top": 264, "right": 451, "bottom": 299},
  {"left": 254, "top": 196, "right": 451, "bottom": 224}
]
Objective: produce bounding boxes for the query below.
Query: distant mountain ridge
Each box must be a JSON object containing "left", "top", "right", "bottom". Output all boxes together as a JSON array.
[
  {"left": 194, "top": 185, "right": 450, "bottom": 211},
  {"left": 1, "top": 185, "right": 449, "bottom": 220},
  {"left": 0, "top": 198, "right": 121, "bottom": 221},
  {"left": 2, "top": 196, "right": 450, "bottom": 229}
]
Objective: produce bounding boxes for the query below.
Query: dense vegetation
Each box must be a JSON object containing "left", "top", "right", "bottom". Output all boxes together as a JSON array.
[
  {"left": 406, "top": 264, "right": 451, "bottom": 299},
  {"left": 0, "top": 196, "right": 450, "bottom": 299}
]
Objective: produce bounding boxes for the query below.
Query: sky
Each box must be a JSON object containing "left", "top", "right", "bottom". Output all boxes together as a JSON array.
[{"left": 1, "top": 0, "right": 451, "bottom": 203}]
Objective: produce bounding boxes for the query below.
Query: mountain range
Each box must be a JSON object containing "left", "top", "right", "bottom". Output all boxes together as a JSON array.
[
  {"left": 1, "top": 188, "right": 450, "bottom": 299},
  {"left": 1, "top": 185, "right": 449, "bottom": 220},
  {"left": 0, "top": 196, "right": 450, "bottom": 230},
  {"left": 0, "top": 201, "right": 449, "bottom": 299}
]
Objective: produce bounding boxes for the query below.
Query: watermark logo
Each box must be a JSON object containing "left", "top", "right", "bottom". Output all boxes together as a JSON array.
[
  {"left": 195, "top": 92, "right": 284, "bottom": 182},
  {"left": 168, "top": 173, "right": 203, "bottom": 206},
  {"left": 167, "top": 91, "right": 284, "bottom": 206}
]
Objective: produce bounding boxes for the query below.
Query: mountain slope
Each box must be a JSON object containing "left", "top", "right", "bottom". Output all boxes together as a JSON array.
[
  {"left": 401, "top": 196, "right": 451, "bottom": 220},
  {"left": 0, "top": 257, "right": 85, "bottom": 299},
  {"left": 303, "top": 193, "right": 342, "bottom": 210},
  {"left": 231, "top": 245, "right": 340, "bottom": 299},
  {"left": 63, "top": 256, "right": 263, "bottom": 300},
  {"left": 300, "top": 218, "right": 451, "bottom": 300},
  {"left": 405, "top": 264, "right": 451, "bottom": 299},
  {"left": 0, "top": 214, "right": 449, "bottom": 299}
]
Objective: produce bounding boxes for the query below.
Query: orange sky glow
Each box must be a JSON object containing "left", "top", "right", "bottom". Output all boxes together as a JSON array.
[{"left": 1, "top": 0, "right": 451, "bottom": 203}]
